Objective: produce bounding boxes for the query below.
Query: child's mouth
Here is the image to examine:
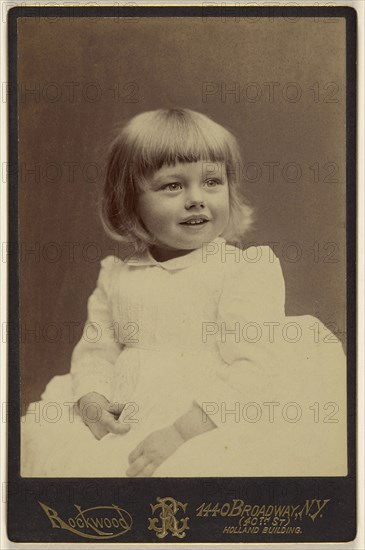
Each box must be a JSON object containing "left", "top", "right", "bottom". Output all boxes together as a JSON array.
[{"left": 180, "top": 218, "right": 209, "bottom": 226}]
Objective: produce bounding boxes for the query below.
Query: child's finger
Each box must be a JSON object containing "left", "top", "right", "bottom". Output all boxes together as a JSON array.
[
  {"left": 135, "top": 463, "right": 156, "bottom": 478},
  {"left": 107, "top": 402, "right": 125, "bottom": 417},
  {"left": 128, "top": 445, "right": 143, "bottom": 464},
  {"left": 126, "top": 455, "right": 150, "bottom": 477},
  {"left": 101, "top": 411, "right": 131, "bottom": 434},
  {"left": 109, "top": 422, "right": 131, "bottom": 435}
]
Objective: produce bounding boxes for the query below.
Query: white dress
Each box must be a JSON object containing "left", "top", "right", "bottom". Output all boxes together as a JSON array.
[{"left": 21, "top": 238, "right": 347, "bottom": 477}]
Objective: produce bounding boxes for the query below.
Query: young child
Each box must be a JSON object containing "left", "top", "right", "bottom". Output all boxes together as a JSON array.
[{"left": 21, "top": 108, "right": 347, "bottom": 477}]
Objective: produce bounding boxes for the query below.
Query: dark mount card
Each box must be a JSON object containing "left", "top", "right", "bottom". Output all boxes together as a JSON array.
[{"left": 6, "top": 5, "right": 357, "bottom": 545}]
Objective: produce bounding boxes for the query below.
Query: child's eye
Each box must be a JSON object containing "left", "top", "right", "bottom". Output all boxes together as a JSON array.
[
  {"left": 161, "top": 182, "right": 182, "bottom": 191},
  {"left": 204, "top": 178, "right": 222, "bottom": 187}
]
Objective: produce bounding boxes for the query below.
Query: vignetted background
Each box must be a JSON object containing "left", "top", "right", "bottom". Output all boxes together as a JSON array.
[{"left": 17, "top": 14, "right": 347, "bottom": 408}]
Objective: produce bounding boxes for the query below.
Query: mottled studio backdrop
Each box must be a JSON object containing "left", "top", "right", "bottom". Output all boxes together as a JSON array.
[{"left": 17, "top": 15, "right": 347, "bottom": 408}]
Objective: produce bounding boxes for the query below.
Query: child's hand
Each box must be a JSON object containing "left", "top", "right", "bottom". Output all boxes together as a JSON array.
[
  {"left": 77, "top": 392, "right": 130, "bottom": 440},
  {"left": 126, "top": 426, "right": 185, "bottom": 477}
]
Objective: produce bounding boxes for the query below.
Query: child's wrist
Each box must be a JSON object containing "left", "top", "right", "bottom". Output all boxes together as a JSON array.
[
  {"left": 173, "top": 413, "right": 197, "bottom": 442},
  {"left": 172, "top": 422, "right": 185, "bottom": 441},
  {"left": 171, "top": 426, "right": 187, "bottom": 449},
  {"left": 173, "top": 402, "right": 217, "bottom": 442}
]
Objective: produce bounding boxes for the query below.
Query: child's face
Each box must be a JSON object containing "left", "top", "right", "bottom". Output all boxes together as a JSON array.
[{"left": 138, "top": 160, "right": 230, "bottom": 258}]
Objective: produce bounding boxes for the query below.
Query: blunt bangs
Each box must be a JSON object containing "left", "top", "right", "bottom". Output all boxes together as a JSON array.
[
  {"left": 100, "top": 108, "right": 253, "bottom": 252},
  {"left": 124, "top": 109, "right": 241, "bottom": 179}
]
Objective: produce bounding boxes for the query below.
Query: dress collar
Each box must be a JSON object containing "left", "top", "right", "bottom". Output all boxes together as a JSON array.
[{"left": 125, "top": 237, "right": 226, "bottom": 271}]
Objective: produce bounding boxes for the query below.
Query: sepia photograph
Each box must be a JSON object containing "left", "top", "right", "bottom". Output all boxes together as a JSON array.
[{"left": 5, "top": 4, "right": 358, "bottom": 545}]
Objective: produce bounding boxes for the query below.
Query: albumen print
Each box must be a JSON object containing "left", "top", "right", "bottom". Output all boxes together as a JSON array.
[{"left": 7, "top": 5, "right": 357, "bottom": 544}]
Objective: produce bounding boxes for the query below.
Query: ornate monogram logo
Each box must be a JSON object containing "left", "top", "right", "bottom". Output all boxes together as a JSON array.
[{"left": 148, "top": 496, "right": 189, "bottom": 539}]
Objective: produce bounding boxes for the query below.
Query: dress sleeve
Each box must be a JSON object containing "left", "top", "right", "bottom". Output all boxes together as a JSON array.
[
  {"left": 191, "top": 246, "right": 287, "bottom": 426},
  {"left": 70, "top": 256, "right": 124, "bottom": 402},
  {"left": 217, "top": 245, "right": 286, "bottom": 365}
]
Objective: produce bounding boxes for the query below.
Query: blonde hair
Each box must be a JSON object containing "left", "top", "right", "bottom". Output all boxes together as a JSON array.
[{"left": 100, "top": 108, "right": 253, "bottom": 253}]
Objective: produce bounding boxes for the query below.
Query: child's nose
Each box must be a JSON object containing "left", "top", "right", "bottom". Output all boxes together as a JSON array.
[{"left": 185, "top": 186, "right": 205, "bottom": 209}]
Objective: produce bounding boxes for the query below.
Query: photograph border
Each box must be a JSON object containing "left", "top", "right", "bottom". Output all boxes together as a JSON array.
[{"left": 6, "top": 4, "right": 357, "bottom": 544}]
